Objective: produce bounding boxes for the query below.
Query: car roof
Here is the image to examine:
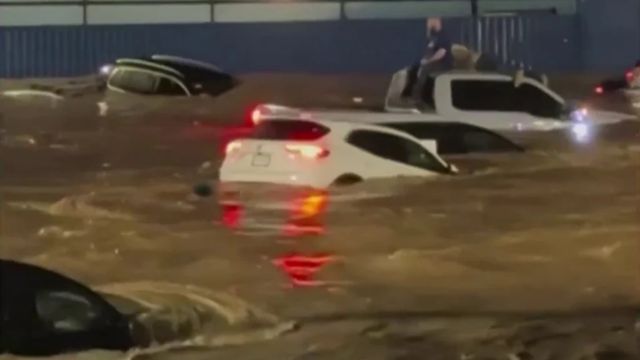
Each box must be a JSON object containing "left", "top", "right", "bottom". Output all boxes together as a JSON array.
[
  {"left": 0, "top": 259, "right": 89, "bottom": 290},
  {"left": 151, "top": 54, "right": 223, "bottom": 72},
  {"left": 146, "top": 55, "right": 234, "bottom": 83},
  {"left": 115, "top": 58, "right": 184, "bottom": 78},
  {"left": 114, "top": 56, "right": 237, "bottom": 89}
]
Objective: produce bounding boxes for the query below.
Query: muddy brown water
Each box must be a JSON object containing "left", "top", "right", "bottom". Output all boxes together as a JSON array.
[{"left": 1, "top": 74, "right": 639, "bottom": 359}]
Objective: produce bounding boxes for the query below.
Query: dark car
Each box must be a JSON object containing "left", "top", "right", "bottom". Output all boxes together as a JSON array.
[
  {"left": 593, "top": 60, "right": 640, "bottom": 95},
  {"left": 105, "top": 54, "right": 239, "bottom": 97},
  {"left": 380, "top": 121, "right": 524, "bottom": 155},
  {"left": 0, "top": 259, "right": 134, "bottom": 356}
]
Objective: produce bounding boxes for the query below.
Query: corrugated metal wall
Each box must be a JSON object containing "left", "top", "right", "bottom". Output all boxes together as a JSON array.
[
  {"left": 0, "top": 15, "right": 579, "bottom": 78},
  {"left": 455, "top": 15, "right": 578, "bottom": 71},
  {"left": 578, "top": 0, "right": 640, "bottom": 71}
]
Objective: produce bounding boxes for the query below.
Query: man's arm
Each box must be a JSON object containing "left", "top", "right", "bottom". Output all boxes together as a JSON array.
[{"left": 424, "top": 48, "right": 447, "bottom": 64}]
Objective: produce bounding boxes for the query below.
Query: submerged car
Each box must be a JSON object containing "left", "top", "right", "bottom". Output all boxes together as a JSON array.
[
  {"left": 0, "top": 259, "right": 134, "bottom": 356},
  {"left": 594, "top": 60, "right": 640, "bottom": 95},
  {"left": 306, "top": 70, "right": 635, "bottom": 135},
  {"left": 103, "top": 54, "right": 239, "bottom": 97},
  {"left": 377, "top": 121, "right": 525, "bottom": 155},
  {"left": 219, "top": 116, "right": 456, "bottom": 188}
]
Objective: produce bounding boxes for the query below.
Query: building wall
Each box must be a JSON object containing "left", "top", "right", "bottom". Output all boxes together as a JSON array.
[
  {"left": 578, "top": 0, "right": 640, "bottom": 71},
  {"left": 0, "top": 0, "right": 636, "bottom": 78}
]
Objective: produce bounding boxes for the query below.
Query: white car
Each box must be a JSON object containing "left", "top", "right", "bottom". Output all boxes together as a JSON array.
[
  {"left": 307, "top": 70, "right": 636, "bottom": 133},
  {"left": 219, "top": 115, "right": 456, "bottom": 188}
]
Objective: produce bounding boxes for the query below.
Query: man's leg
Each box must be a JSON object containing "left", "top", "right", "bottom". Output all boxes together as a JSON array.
[
  {"left": 402, "top": 62, "right": 421, "bottom": 98},
  {"left": 412, "top": 61, "right": 453, "bottom": 106}
]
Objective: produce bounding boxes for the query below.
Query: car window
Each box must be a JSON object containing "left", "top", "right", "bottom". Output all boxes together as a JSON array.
[
  {"left": 461, "top": 130, "right": 520, "bottom": 153},
  {"left": 346, "top": 130, "right": 448, "bottom": 173},
  {"left": 451, "top": 79, "right": 563, "bottom": 118},
  {"left": 252, "top": 120, "right": 330, "bottom": 141},
  {"left": 156, "top": 77, "right": 186, "bottom": 96},
  {"left": 113, "top": 69, "right": 157, "bottom": 94},
  {"left": 381, "top": 123, "right": 521, "bottom": 154},
  {"left": 107, "top": 69, "right": 127, "bottom": 90},
  {"left": 35, "top": 290, "right": 104, "bottom": 333},
  {"left": 381, "top": 123, "right": 464, "bottom": 154},
  {"left": 451, "top": 80, "right": 517, "bottom": 112},
  {"left": 514, "top": 83, "right": 563, "bottom": 118}
]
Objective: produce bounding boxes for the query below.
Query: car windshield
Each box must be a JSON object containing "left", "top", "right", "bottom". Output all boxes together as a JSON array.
[{"left": 2, "top": 1, "right": 639, "bottom": 359}]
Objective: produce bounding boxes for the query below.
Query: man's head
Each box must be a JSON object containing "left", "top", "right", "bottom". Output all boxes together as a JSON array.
[{"left": 427, "top": 18, "right": 443, "bottom": 35}]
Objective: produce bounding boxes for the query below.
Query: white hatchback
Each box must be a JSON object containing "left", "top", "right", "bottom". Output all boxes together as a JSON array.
[{"left": 219, "top": 117, "right": 456, "bottom": 188}]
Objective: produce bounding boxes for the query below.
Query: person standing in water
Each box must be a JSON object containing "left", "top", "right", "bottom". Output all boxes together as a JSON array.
[{"left": 403, "top": 18, "right": 454, "bottom": 101}]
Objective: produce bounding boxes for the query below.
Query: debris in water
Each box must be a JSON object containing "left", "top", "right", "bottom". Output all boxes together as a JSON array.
[{"left": 193, "top": 183, "right": 214, "bottom": 197}]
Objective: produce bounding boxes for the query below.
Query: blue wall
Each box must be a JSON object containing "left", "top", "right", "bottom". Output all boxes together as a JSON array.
[
  {"left": 0, "top": 16, "right": 580, "bottom": 78},
  {"left": 578, "top": 0, "right": 640, "bottom": 71},
  {"left": 0, "top": 1, "right": 637, "bottom": 77}
]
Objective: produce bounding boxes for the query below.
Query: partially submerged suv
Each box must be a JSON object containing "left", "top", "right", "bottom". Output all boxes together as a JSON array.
[
  {"left": 220, "top": 117, "right": 456, "bottom": 188},
  {"left": 104, "top": 55, "right": 239, "bottom": 97}
]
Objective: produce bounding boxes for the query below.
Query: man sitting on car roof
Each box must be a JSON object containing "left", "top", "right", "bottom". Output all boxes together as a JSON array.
[{"left": 402, "top": 18, "right": 454, "bottom": 103}]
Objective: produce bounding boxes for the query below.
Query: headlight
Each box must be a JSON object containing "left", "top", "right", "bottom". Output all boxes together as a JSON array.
[{"left": 99, "top": 64, "right": 114, "bottom": 76}]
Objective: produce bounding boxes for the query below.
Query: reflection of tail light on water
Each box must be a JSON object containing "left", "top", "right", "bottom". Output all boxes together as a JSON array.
[
  {"left": 283, "top": 190, "right": 328, "bottom": 236},
  {"left": 218, "top": 189, "right": 328, "bottom": 236},
  {"left": 221, "top": 202, "right": 244, "bottom": 229},
  {"left": 272, "top": 253, "right": 335, "bottom": 287}
]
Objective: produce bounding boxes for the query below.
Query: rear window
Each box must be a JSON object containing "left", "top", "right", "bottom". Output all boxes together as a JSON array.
[{"left": 251, "top": 120, "right": 330, "bottom": 141}]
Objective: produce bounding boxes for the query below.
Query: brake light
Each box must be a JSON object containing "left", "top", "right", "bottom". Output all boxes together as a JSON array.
[
  {"left": 625, "top": 71, "right": 633, "bottom": 80},
  {"left": 285, "top": 144, "right": 329, "bottom": 159},
  {"left": 595, "top": 86, "right": 604, "bottom": 94},
  {"left": 225, "top": 140, "right": 242, "bottom": 155},
  {"left": 251, "top": 108, "right": 262, "bottom": 125}
]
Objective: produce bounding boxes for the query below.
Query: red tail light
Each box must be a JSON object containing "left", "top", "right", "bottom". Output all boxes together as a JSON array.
[
  {"left": 225, "top": 140, "right": 242, "bottom": 155},
  {"left": 251, "top": 108, "right": 262, "bottom": 125},
  {"left": 625, "top": 71, "right": 633, "bottom": 80},
  {"left": 285, "top": 144, "right": 329, "bottom": 159},
  {"left": 595, "top": 86, "right": 604, "bottom": 94}
]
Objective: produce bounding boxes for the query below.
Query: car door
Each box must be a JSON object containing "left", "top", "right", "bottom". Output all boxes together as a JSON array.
[{"left": 346, "top": 129, "right": 450, "bottom": 178}]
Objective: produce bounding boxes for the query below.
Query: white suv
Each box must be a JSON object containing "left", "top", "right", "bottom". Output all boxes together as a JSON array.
[{"left": 219, "top": 118, "right": 455, "bottom": 188}]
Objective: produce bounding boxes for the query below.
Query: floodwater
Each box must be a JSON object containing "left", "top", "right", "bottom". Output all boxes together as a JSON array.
[{"left": 1, "top": 75, "right": 639, "bottom": 359}]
